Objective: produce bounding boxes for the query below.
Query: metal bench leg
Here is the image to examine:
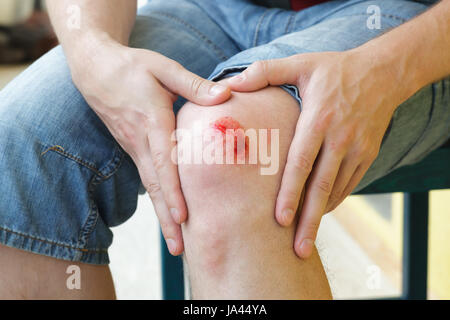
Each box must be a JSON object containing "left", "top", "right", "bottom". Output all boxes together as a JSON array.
[
  {"left": 160, "top": 231, "right": 185, "bottom": 300},
  {"left": 402, "top": 192, "right": 429, "bottom": 300}
]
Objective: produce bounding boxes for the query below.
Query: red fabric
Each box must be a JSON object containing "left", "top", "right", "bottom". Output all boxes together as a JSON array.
[{"left": 290, "top": 0, "right": 329, "bottom": 11}]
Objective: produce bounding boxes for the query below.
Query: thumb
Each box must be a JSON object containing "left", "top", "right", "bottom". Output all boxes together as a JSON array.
[
  {"left": 178, "top": 70, "right": 231, "bottom": 105},
  {"left": 226, "top": 56, "right": 311, "bottom": 92},
  {"left": 152, "top": 54, "right": 231, "bottom": 106}
]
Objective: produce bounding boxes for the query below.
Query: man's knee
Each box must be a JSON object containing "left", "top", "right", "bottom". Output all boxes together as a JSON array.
[{"left": 176, "top": 86, "right": 300, "bottom": 274}]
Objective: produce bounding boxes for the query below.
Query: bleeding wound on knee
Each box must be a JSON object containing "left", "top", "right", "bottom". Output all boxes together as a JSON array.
[{"left": 173, "top": 116, "right": 279, "bottom": 175}]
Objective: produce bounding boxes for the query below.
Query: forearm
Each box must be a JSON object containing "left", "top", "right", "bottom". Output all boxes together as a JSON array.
[
  {"left": 355, "top": 0, "right": 450, "bottom": 105},
  {"left": 46, "top": 0, "right": 137, "bottom": 73}
]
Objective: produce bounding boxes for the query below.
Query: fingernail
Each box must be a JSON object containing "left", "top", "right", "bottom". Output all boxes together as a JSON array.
[
  {"left": 282, "top": 208, "right": 294, "bottom": 225},
  {"left": 170, "top": 208, "right": 180, "bottom": 223},
  {"left": 209, "top": 84, "right": 228, "bottom": 96},
  {"left": 166, "top": 238, "right": 177, "bottom": 254},
  {"left": 299, "top": 239, "right": 314, "bottom": 258}
]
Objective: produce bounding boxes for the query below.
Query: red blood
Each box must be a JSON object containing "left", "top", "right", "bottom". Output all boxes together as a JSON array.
[
  {"left": 210, "top": 117, "right": 247, "bottom": 156},
  {"left": 211, "top": 117, "right": 242, "bottom": 133}
]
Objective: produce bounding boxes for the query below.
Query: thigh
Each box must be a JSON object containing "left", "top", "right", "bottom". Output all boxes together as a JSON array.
[
  {"left": 0, "top": 0, "right": 237, "bottom": 268},
  {"left": 0, "top": 244, "right": 115, "bottom": 299},
  {"left": 206, "top": 0, "right": 449, "bottom": 192}
]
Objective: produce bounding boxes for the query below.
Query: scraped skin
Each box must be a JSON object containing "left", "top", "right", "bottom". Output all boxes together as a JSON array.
[
  {"left": 177, "top": 85, "right": 332, "bottom": 299},
  {"left": 210, "top": 116, "right": 243, "bottom": 134},
  {"left": 209, "top": 116, "right": 248, "bottom": 159}
]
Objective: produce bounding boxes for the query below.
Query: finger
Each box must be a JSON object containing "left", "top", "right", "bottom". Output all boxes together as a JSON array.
[
  {"left": 275, "top": 116, "right": 323, "bottom": 227},
  {"left": 146, "top": 108, "right": 188, "bottom": 225},
  {"left": 324, "top": 156, "right": 360, "bottom": 213},
  {"left": 151, "top": 54, "right": 231, "bottom": 105},
  {"left": 338, "top": 159, "right": 373, "bottom": 205},
  {"left": 226, "top": 56, "right": 313, "bottom": 92},
  {"left": 138, "top": 157, "right": 184, "bottom": 256},
  {"left": 294, "top": 146, "right": 343, "bottom": 259}
]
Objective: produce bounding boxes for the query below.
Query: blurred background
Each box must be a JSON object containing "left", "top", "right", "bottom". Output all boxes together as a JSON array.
[{"left": 0, "top": 0, "right": 448, "bottom": 300}]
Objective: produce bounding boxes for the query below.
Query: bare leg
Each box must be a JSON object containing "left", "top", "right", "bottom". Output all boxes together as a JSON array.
[
  {"left": 177, "top": 86, "right": 332, "bottom": 299},
  {"left": 0, "top": 244, "right": 116, "bottom": 299}
]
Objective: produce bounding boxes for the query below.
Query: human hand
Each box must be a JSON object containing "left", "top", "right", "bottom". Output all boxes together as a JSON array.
[
  {"left": 71, "top": 37, "right": 231, "bottom": 255},
  {"left": 226, "top": 49, "right": 402, "bottom": 258}
]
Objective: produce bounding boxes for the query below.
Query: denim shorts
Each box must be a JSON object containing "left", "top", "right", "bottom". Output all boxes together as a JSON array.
[{"left": 0, "top": 0, "right": 448, "bottom": 264}]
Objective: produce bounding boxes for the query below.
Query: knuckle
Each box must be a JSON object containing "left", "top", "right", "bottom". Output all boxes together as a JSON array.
[
  {"left": 368, "top": 147, "right": 380, "bottom": 161},
  {"left": 327, "top": 201, "right": 338, "bottom": 212},
  {"left": 146, "top": 181, "right": 162, "bottom": 197},
  {"left": 353, "top": 144, "right": 368, "bottom": 159},
  {"left": 334, "top": 195, "right": 346, "bottom": 209},
  {"left": 252, "top": 60, "right": 265, "bottom": 71},
  {"left": 304, "top": 220, "right": 321, "bottom": 237},
  {"left": 291, "top": 153, "right": 313, "bottom": 173},
  {"left": 338, "top": 130, "right": 355, "bottom": 149},
  {"left": 283, "top": 187, "right": 300, "bottom": 203},
  {"left": 114, "top": 121, "right": 137, "bottom": 148},
  {"left": 327, "top": 139, "right": 346, "bottom": 155},
  {"left": 311, "top": 119, "right": 326, "bottom": 136},
  {"left": 356, "top": 136, "right": 373, "bottom": 154},
  {"left": 252, "top": 60, "right": 270, "bottom": 76},
  {"left": 172, "top": 60, "right": 184, "bottom": 72},
  {"left": 145, "top": 112, "right": 160, "bottom": 130},
  {"left": 355, "top": 143, "right": 378, "bottom": 161},
  {"left": 329, "top": 190, "right": 341, "bottom": 204},
  {"left": 160, "top": 222, "right": 177, "bottom": 238},
  {"left": 159, "top": 220, "right": 170, "bottom": 232},
  {"left": 315, "top": 178, "right": 333, "bottom": 195},
  {"left": 344, "top": 124, "right": 357, "bottom": 138},
  {"left": 313, "top": 110, "right": 333, "bottom": 132},
  {"left": 152, "top": 150, "right": 166, "bottom": 172},
  {"left": 189, "top": 76, "right": 206, "bottom": 98}
]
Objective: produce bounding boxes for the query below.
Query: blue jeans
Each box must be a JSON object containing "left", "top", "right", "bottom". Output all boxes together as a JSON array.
[{"left": 0, "top": 0, "right": 448, "bottom": 264}]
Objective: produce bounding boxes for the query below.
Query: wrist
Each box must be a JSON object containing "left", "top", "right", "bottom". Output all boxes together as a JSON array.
[
  {"left": 349, "top": 42, "right": 423, "bottom": 111},
  {"left": 64, "top": 31, "right": 127, "bottom": 87}
]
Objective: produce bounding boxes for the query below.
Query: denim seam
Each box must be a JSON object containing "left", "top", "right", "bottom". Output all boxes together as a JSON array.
[
  {"left": 40, "top": 143, "right": 124, "bottom": 179},
  {"left": 40, "top": 143, "right": 105, "bottom": 178},
  {"left": 284, "top": 11, "right": 296, "bottom": 34},
  {"left": 0, "top": 121, "right": 105, "bottom": 178},
  {"left": 150, "top": 11, "right": 229, "bottom": 61},
  {"left": 351, "top": 12, "right": 407, "bottom": 22},
  {"left": 96, "top": 146, "right": 126, "bottom": 179},
  {"left": 75, "top": 175, "right": 102, "bottom": 251},
  {"left": 40, "top": 142, "right": 125, "bottom": 253},
  {"left": 0, "top": 225, "right": 107, "bottom": 253},
  {"left": 253, "top": 9, "right": 270, "bottom": 47},
  {"left": 305, "top": 12, "right": 407, "bottom": 29},
  {"left": 76, "top": 148, "right": 125, "bottom": 249}
]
